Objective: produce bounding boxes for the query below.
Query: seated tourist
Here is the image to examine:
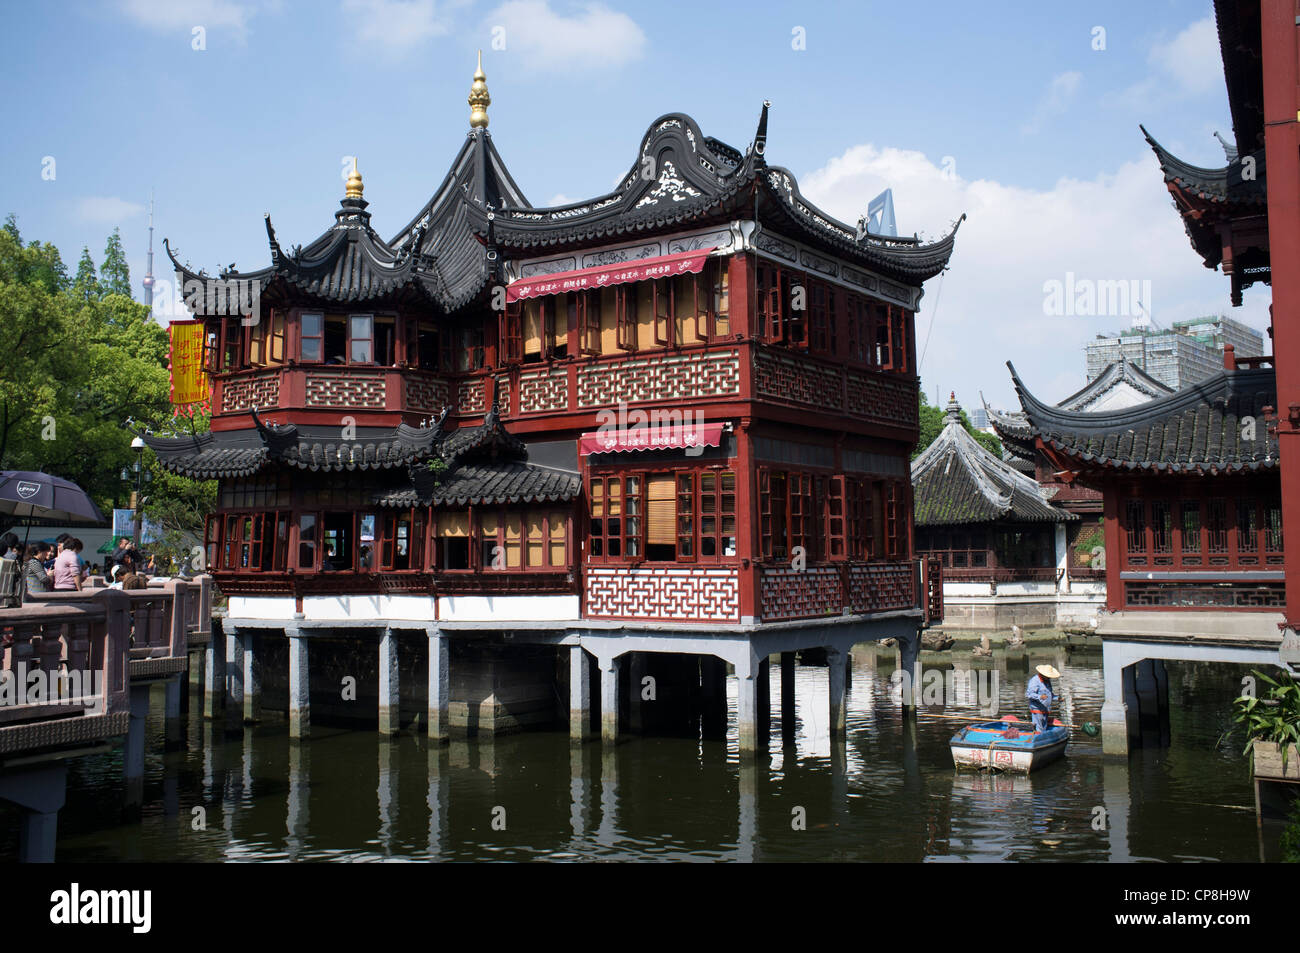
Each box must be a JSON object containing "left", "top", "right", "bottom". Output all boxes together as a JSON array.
[
  {"left": 52, "top": 537, "right": 84, "bottom": 591},
  {"left": 23, "top": 542, "right": 53, "bottom": 596}
]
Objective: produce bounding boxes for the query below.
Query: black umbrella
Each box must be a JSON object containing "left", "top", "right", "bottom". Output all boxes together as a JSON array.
[
  {"left": 0, "top": 471, "right": 107, "bottom": 567},
  {"left": 0, "top": 471, "right": 107, "bottom": 525}
]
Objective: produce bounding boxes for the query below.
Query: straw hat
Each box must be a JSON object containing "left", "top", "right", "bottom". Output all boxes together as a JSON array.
[{"left": 1036, "top": 664, "right": 1061, "bottom": 679}]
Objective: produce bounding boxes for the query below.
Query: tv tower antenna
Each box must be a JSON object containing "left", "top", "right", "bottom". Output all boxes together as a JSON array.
[{"left": 143, "top": 191, "right": 155, "bottom": 312}]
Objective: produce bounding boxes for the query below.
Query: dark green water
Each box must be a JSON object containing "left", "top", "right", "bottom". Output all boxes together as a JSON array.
[{"left": 0, "top": 644, "right": 1276, "bottom": 861}]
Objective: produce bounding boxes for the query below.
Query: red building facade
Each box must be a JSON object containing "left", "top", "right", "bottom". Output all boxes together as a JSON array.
[{"left": 148, "top": 89, "right": 959, "bottom": 630}]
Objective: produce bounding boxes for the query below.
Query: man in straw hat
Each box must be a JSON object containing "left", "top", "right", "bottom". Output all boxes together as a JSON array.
[{"left": 1026, "top": 663, "right": 1061, "bottom": 733}]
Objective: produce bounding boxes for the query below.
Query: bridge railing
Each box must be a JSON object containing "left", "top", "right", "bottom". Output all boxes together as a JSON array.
[
  {"left": 25, "top": 580, "right": 196, "bottom": 677},
  {"left": 0, "top": 591, "right": 132, "bottom": 755}
]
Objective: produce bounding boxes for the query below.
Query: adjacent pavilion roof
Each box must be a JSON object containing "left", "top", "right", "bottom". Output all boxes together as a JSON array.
[
  {"left": 911, "top": 395, "right": 1070, "bottom": 527},
  {"left": 989, "top": 360, "right": 1177, "bottom": 468},
  {"left": 1139, "top": 3, "right": 1270, "bottom": 305},
  {"left": 1006, "top": 363, "right": 1278, "bottom": 476}
]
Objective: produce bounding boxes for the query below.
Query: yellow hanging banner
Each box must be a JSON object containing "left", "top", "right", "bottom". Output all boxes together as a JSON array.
[{"left": 169, "top": 320, "right": 210, "bottom": 407}]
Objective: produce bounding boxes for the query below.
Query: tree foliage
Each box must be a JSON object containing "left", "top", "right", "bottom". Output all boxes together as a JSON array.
[
  {"left": 100, "top": 227, "right": 132, "bottom": 298},
  {"left": 915, "top": 388, "right": 1003, "bottom": 459},
  {"left": 0, "top": 216, "right": 214, "bottom": 538},
  {"left": 73, "top": 246, "right": 99, "bottom": 302}
]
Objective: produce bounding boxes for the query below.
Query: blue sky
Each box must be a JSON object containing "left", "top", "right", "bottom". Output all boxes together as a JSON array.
[{"left": 0, "top": 0, "right": 1266, "bottom": 407}]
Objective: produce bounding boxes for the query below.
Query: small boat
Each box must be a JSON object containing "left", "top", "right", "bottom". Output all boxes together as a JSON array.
[{"left": 949, "top": 715, "right": 1069, "bottom": 773}]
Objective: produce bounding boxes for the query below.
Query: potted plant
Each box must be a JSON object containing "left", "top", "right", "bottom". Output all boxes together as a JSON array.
[{"left": 1233, "top": 669, "right": 1300, "bottom": 780}]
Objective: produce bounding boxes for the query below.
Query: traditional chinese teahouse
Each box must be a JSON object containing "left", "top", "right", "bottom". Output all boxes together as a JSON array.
[
  {"left": 912, "top": 394, "right": 1080, "bottom": 628},
  {"left": 146, "top": 59, "right": 961, "bottom": 750}
]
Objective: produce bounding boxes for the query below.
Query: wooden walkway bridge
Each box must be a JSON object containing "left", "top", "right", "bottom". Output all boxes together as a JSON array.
[{"left": 0, "top": 577, "right": 211, "bottom": 861}]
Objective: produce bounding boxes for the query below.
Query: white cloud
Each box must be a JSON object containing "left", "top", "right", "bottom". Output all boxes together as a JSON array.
[
  {"left": 1115, "top": 16, "right": 1222, "bottom": 111},
  {"left": 546, "top": 192, "right": 574, "bottom": 206},
  {"left": 485, "top": 0, "right": 646, "bottom": 71},
  {"left": 76, "top": 197, "right": 147, "bottom": 225},
  {"left": 797, "top": 143, "right": 1271, "bottom": 408},
  {"left": 1021, "top": 71, "right": 1082, "bottom": 134},
  {"left": 342, "top": 0, "right": 452, "bottom": 54},
  {"left": 118, "top": 0, "right": 256, "bottom": 39}
]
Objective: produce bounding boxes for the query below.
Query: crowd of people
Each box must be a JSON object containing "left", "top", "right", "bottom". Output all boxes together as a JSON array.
[{"left": 0, "top": 533, "right": 157, "bottom": 607}]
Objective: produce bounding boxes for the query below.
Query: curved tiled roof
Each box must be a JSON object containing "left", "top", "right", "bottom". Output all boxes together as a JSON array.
[
  {"left": 912, "top": 399, "right": 1069, "bottom": 526},
  {"left": 1008, "top": 362, "right": 1278, "bottom": 474},
  {"left": 473, "top": 106, "right": 962, "bottom": 285},
  {"left": 143, "top": 419, "right": 443, "bottom": 479},
  {"left": 388, "top": 129, "right": 531, "bottom": 312},
  {"left": 1141, "top": 125, "right": 1266, "bottom": 207},
  {"left": 166, "top": 198, "right": 444, "bottom": 309}
]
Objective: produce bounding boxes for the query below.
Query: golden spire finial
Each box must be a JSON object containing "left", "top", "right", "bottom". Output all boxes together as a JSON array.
[
  {"left": 468, "top": 49, "right": 490, "bottom": 129},
  {"left": 345, "top": 157, "right": 363, "bottom": 198}
]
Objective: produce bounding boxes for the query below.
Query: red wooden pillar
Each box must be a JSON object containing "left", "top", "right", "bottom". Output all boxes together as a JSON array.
[
  {"left": 735, "top": 417, "right": 759, "bottom": 622},
  {"left": 1102, "top": 486, "right": 1122, "bottom": 612},
  {"left": 1260, "top": 0, "right": 1300, "bottom": 623}
]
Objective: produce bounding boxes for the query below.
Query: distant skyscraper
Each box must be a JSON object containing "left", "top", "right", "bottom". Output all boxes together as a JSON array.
[
  {"left": 142, "top": 193, "right": 155, "bottom": 311},
  {"left": 1084, "top": 315, "right": 1263, "bottom": 390}
]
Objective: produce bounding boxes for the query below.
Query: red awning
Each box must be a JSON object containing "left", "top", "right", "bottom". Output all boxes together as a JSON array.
[
  {"left": 579, "top": 422, "right": 727, "bottom": 456},
  {"left": 507, "top": 247, "right": 716, "bottom": 303}
]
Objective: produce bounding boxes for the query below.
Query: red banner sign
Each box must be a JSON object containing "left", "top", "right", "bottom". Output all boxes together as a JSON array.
[
  {"left": 507, "top": 247, "right": 716, "bottom": 303},
  {"left": 169, "top": 319, "right": 210, "bottom": 407},
  {"left": 579, "top": 422, "right": 726, "bottom": 455}
]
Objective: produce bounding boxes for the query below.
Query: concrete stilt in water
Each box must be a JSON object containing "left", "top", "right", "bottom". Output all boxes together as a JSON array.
[
  {"left": 0, "top": 761, "right": 68, "bottom": 863},
  {"left": 898, "top": 629, "right": 921, "bottom": 711},
  {"left": 164, "top": 674, "right": 183, "bottom": 747},
  {"left": 204, "top": 625, "right": 225, "bottom": 719},
  {"left": 599, "top": 655, "right": 621, "bottom": 745},
  {"left": 242, "top": 631, "right": 260, "bottom": 723},
  {"left": 225, "top": 627, "right": 244, "bottom": 721},
  {"left": 596, "top": 744, "right": 619, "bottom": 849},
  {"left": 569, "top": 645, "right": 592, "bottom": 743},
  {"left": 427, "top": 746, "right": 449, "bottom": 858},
  {"left": 189, "top": 647, "right": 203, "bottom": 688},
  {"left": 286, "top": 742, "right": 309, "bottom": 861},
  {"left": 124, "top": 683, "right": 151, "bottom": 804},
  {"left": 378, "top": 739, "right": 398, "bottom": 855},
  {"left": 737, "top": 757, "right": 757, "bottom": 862},
  {"left": 828, "top": 647, "right": 848, "bottom": 737},
  {"left": 379, "top": 627, "right": 400, "bottom": 736},
  {"left": 756, "top": 656, "right": 771, "bottom": 744},
  {"left": 287, "top": 626, "right": 310, "bottom": 740},
  {"left": 735, "top": 649, "right": 759, "bottom": 754},
  {"left": 427, "top": 627, "right": 449, "bottom": 743},
  {"left": 569, "top": 744, "right": 590, "bottom": 839},
  {"left": 628, "top": 652, "right": 647, "bottom": 735},
  {"left": 1100, "top": 642, "right": 1132, "bottom": 757},
  {"left": 1103, "top": 757, "right": 1132, "bottom": 862},
  {"left": 701, "top": 655, "right": 727, "bottom": 741},
  {"left": 780, "top": 651, "right": 796, "bottom": 742}
]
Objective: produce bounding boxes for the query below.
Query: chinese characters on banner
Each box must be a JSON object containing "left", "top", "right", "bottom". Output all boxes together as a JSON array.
[{"left": 169, "top": 319, "right": 210, "bottom": 411}]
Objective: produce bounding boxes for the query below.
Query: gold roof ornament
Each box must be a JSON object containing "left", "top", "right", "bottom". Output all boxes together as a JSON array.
[
  {"left": 345, "top": 158, "right": 364, "bottom": 198},
  {"left": 468, "top": 49, "right": 490, "bottom": 129}
]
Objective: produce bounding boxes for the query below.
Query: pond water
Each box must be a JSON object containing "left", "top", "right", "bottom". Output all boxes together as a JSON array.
[{"left": 0, "top": 642, "right": 1277, "bottom": 862}]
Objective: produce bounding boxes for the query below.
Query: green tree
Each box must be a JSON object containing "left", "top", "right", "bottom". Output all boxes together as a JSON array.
[
  {"left": 0, "top": 217, "right": 213, "bottom": 538},
  {"left": 100, "top": 227, "right": 132, "bottom": 298},
  {"left": 73, "top": 246, "right": 99, "bottom": 302},
  {"left": 914, "top": 389, "right": 1002, "bottom": 459}
]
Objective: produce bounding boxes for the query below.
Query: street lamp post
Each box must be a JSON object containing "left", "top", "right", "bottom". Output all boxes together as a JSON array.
[{"left": 127, "top": 436, "right": 152, "bottom": 549}]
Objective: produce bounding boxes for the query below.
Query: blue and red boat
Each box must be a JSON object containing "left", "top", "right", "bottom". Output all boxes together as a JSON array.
[{"left": 950, "top": 715, "right": 1069, "bottom": 773}]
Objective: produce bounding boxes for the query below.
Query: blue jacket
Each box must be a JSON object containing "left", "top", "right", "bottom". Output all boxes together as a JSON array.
[{"left": 1026, "top": 674, "right": 1054, "bottom": 716}]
